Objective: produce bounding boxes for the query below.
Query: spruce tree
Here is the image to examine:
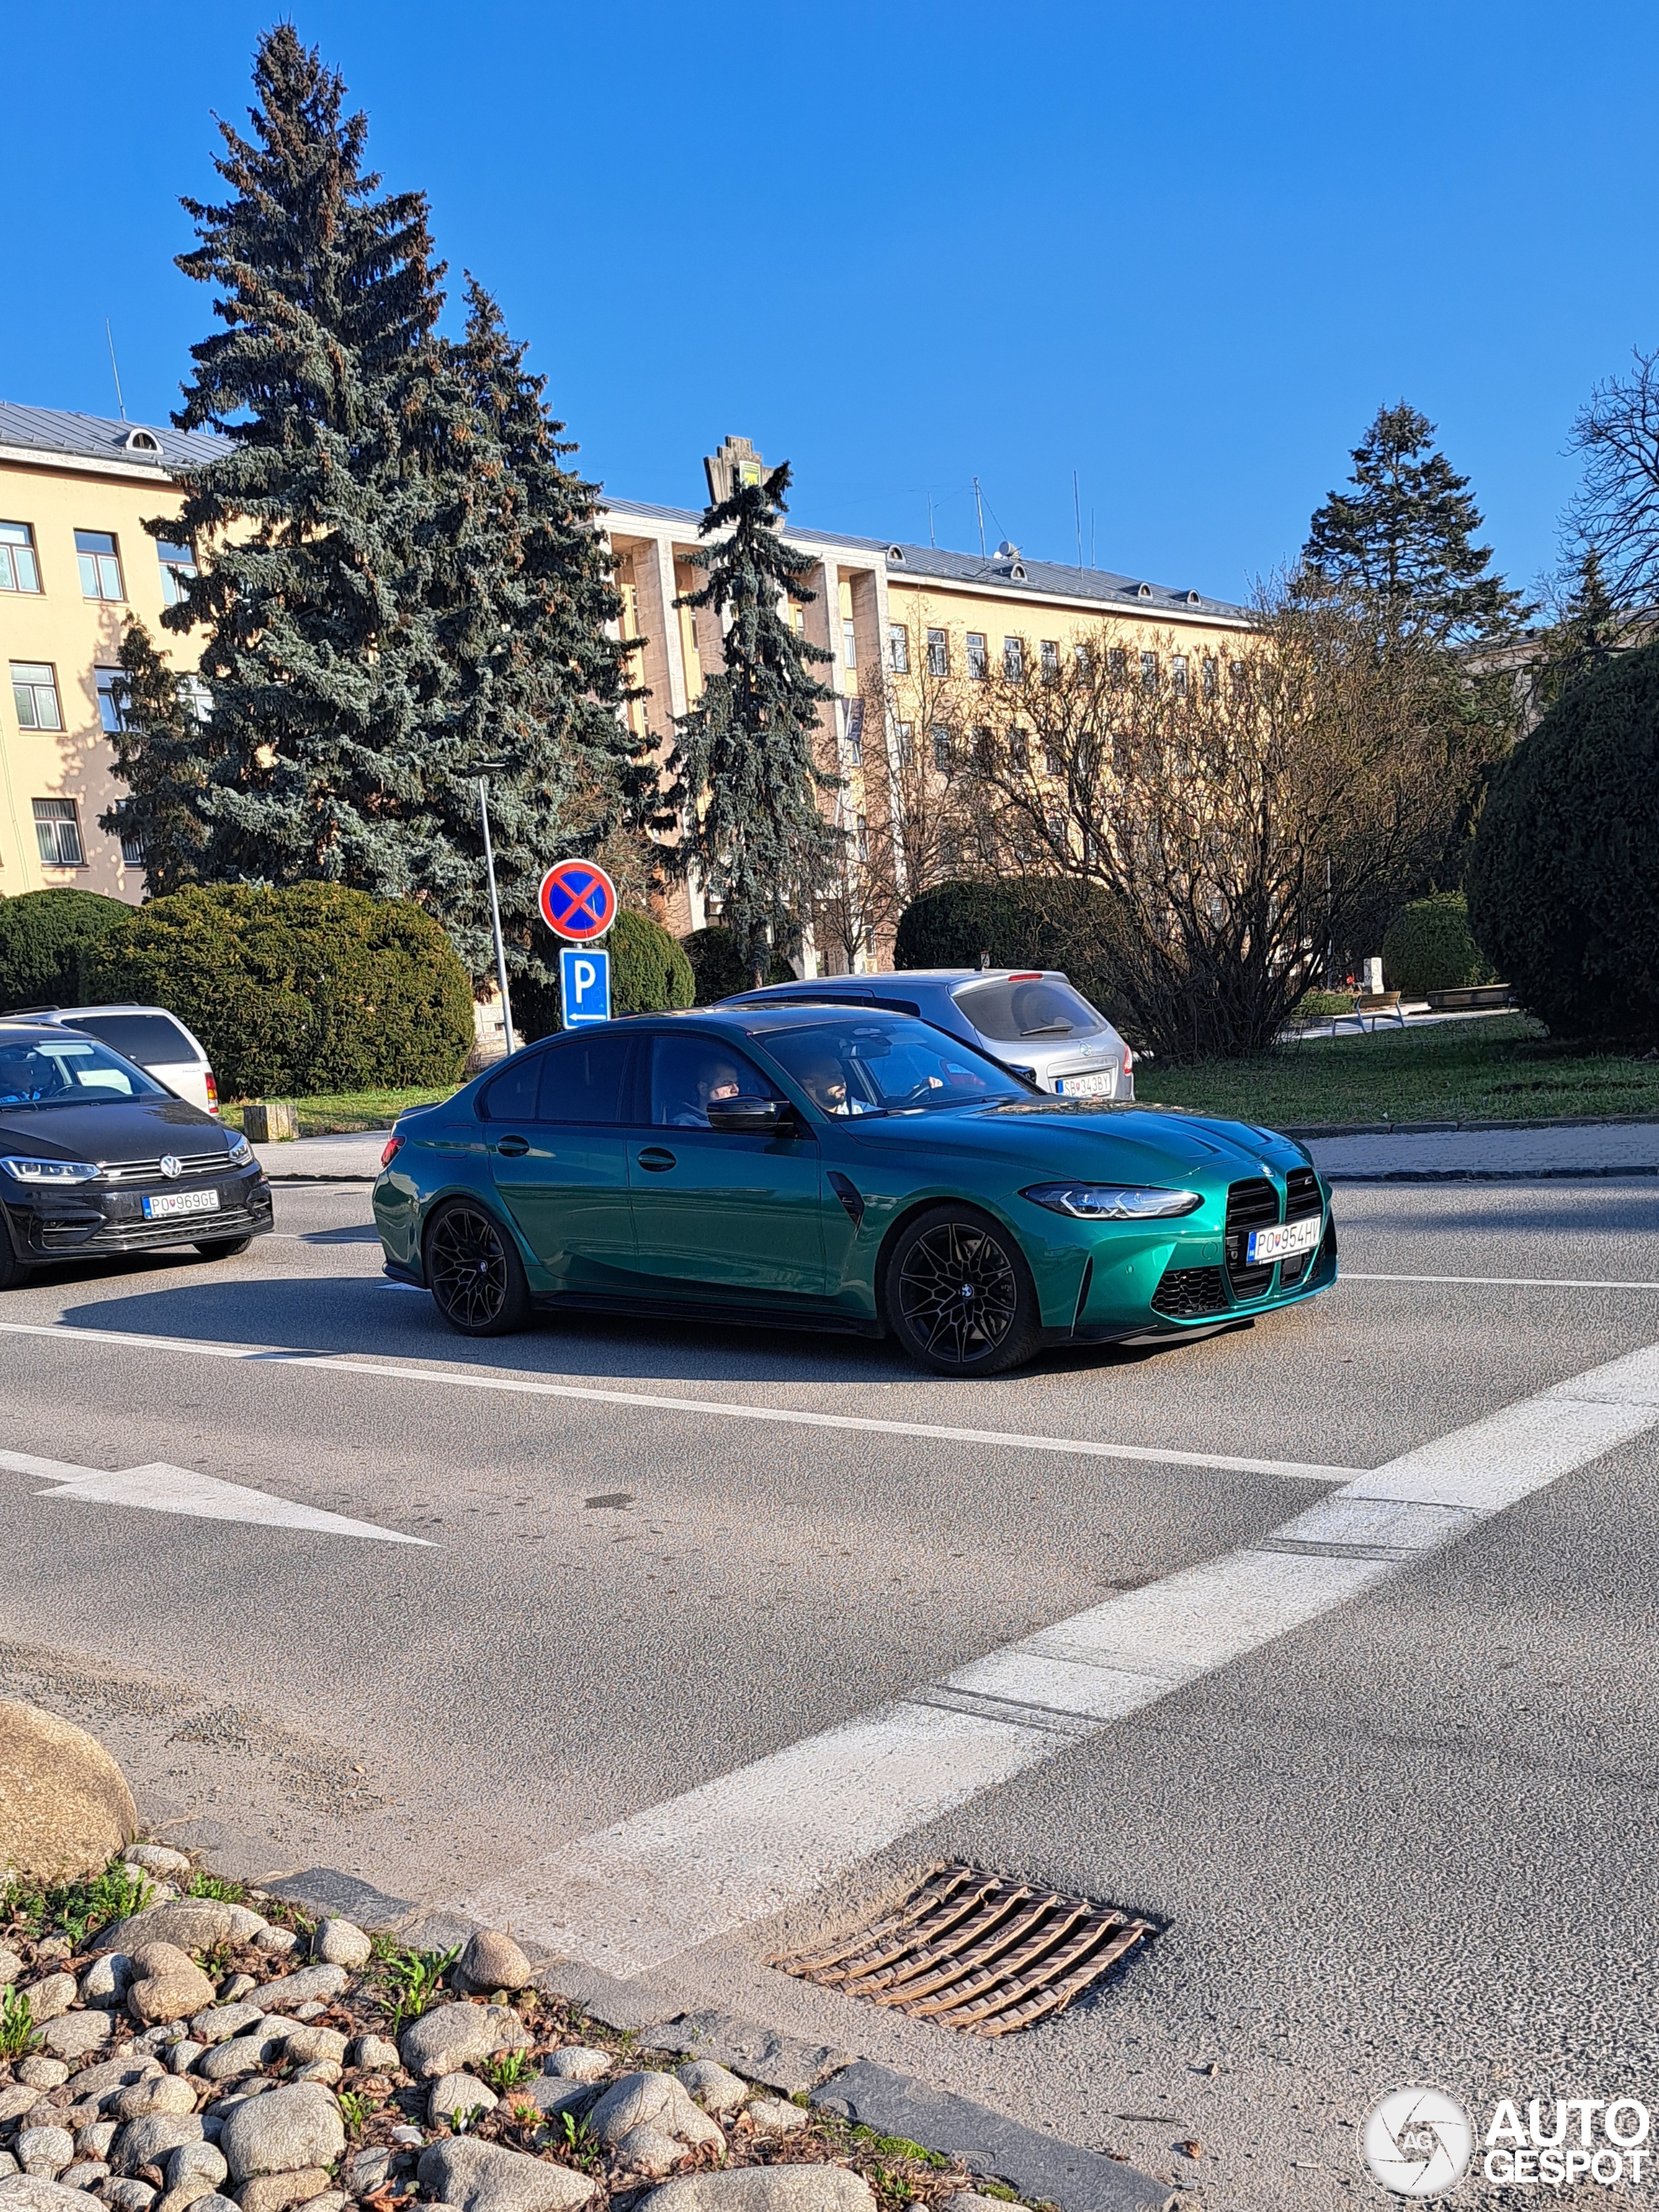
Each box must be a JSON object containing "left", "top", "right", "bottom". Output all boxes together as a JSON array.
[
  {"left": 1536, "top": 544, "right": 1621, "bottom": 710},
  {"left": 97, "top": 619, "right": 215, "bottom": 895},
  {"left": 1303, "top": 402, "right": 1527, "bottom": 643},
  {"left": 667, "top": 464, "right": 838, "bottom": 985}
]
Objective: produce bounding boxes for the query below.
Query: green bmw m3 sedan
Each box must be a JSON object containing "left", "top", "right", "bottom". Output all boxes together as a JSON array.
[{"left": 373, "top": 1001, "right": 1336, "bottom": 1375}]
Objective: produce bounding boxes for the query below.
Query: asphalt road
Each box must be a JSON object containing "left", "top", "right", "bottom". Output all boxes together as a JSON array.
[{"left": 4, "top": 1175, "right": 1659, "bottom": 2208}]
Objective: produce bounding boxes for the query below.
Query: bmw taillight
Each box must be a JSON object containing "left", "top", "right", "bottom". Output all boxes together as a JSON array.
[
  {"left": 205, "top": 1070, "right": 220, "bottom": 1115},
  {"left": 380, "top": 1133, "right": 405, "bottom": 1168}
]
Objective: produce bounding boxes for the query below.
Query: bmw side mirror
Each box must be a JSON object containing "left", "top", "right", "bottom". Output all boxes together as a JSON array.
[{"left": 706, "top": 1097, "right": 789, "bottom": 1134}]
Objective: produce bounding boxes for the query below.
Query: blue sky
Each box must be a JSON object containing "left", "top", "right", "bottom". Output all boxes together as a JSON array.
[{"left": 5, "top": 2, "right": 1656, "bottom": 604}]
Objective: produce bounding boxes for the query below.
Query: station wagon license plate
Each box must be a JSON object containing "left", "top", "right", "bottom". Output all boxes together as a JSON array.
[
  {"left": 1053, "top": 1070, "right": 1113, "bottom": 1097},
  {"left": 142, "top": 1188, "right": 220, "bottom": 1221},
  {"left": 1247, "top": 1215, "right": 1321, "bottom": 1265}
]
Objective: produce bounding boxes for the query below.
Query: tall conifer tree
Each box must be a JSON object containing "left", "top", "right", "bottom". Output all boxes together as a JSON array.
[
  {"left": 97, "top": 619, "right": 213, "bottom": 895},
  {"left": 668, "top": 465, "right": 838, "bottom": 985},
  {"left": 1303, "top": 402, "right": 1526, "bottom": 643}
]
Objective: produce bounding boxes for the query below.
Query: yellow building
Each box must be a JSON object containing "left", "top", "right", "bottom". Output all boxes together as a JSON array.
[
  {"left": 0, "top": 409, "right": 1253, "bottom": 965},
  {"left": 0, "top": 402, "right": 213, "bottom": 899}
]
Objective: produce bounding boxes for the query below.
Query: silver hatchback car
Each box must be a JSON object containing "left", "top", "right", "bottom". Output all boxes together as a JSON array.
[
  {"left": 721, "top": 969, "right": 1134, "bottom": 1100},
  {"left": 17, "top": 1004, "right": 220, "bottom": 1116}
]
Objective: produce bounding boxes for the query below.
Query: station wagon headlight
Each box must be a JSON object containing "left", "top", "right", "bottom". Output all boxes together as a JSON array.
[
  {"left": 1022, "top": 1182, "right": 1202, "bottom": 1220},
  {"left": 1, "top": 1156, "right": 100, "bottom": 1184},
  {"left": 227, "top": 1135, "right": 254, "bottom": 1166}
]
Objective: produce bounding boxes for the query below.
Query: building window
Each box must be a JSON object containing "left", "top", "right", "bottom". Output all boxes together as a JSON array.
[
  {"left": 1171, "top": 652, "right": 1189, "bottom": 697},
  {"left": 973, "top": 725, "right": 995, "bottom": 771},
  {"left": 1201, "top": 656, "right": 1219, "bottom": 701},
  {"left": 1230, "top": 659, "right": 1249, "bottom": 698},
  {"left": 180, "top": 674, "right": 213, "bottom": 724},
  {"left": 1039, "top": 640, "right": 1059, "bottom": 682},
  {"left": 843, "top": 696, "right": 864, "bottom": 766},
  {"left": 896, "top": 720, "right": 914, "bottom": 761},
  {"left": 1003, "top": 636, "right": 1023, "bottom": 679},
  {"left": 33, "top": 798, "right": 84, "bottom": 867},
  {"left": 931, "top": 722, "right": 953, "bottom": 772},
  {"left": 855, "top": 813, "right": 870, "bottom": 864},
  {"left": 926, "top": 627, "right": 949, "bottom": 676},
  {"left": 842, "top": 617, "right": 857, "bottom": 669},
  {"left": 1008, "top": 726, "right": 1030, "bottom": 771},
  {"left": 1140, "top": 651, "right": 1159, "bottom": 693},
  {"left": 0, "top": 521, "right": 41, "bottom": 593},
  {"left": 75, "top": 529, "right": 124, "bottom": 601},
  {"left": 1108, "top": 647, "right": 1127, "bottom": 686},
  {"left": 157, "top": 540, "right": 197, "bottom": 607},
  {"left": 886, "top": 622, "right": 910, "bottom": 674},
  {"left": 966, "top": 632, "right": 988, "bottom": 680},
  {"left": 10, "top": 662, "right": 62, "bottom": 730},
  {"left": 1074, "top": 643, "right": 1089, "bottom": 676},
  {"left": 1045, "top": 739, "right": 1065, "bottom": 778},
  {"left": 95, "top": 667, "right": 127, "bottom": 733}
]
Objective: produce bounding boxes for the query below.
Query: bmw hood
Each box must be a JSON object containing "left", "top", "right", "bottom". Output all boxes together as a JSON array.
[
  {"left": 0, "top": 1096, "right": 226, "bottom": 1168},
  {"left": 846, "top": 1102, "right": 1310, "bottom": 1181}
]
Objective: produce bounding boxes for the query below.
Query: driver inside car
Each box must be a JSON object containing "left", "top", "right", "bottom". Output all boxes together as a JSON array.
[
  {"left": 789, "top": 1046, "right": 874, "bottom": 1116},
  {"left": 655, "top": 1040, "right": 772, "bottom": 1129}
]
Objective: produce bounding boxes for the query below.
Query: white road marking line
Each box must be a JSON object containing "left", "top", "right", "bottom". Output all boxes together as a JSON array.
[
  {"left": 462, "top": 1339, "right": 1659, "bottom": 1977},
  {"left": 1345, "top": 1272, "right": 1659, "bottom": 1291},
  {"left": 0, "top": 1448, "right": 432, "bottom": 1545},
  {"left": 0, "top": 1319, "right": 1361, "bottom": 1483}
]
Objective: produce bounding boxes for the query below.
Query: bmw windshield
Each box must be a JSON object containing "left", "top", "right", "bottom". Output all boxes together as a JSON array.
[
  {"left": 757, "top": 1015, "right": 1028, "bottom": 1116},
  {"left": 0, "top": 1037, "right": 168, "bottom": 1107}
]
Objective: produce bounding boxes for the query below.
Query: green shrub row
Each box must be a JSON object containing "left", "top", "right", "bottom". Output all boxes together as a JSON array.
[{"left": 1381, "top": 893, "right": 1493, "bottom": 997}]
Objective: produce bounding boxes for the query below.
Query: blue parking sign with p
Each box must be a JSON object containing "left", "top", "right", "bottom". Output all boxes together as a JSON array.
[{"left": 560, "top": 945, "right": 611, "bottom": 1026}]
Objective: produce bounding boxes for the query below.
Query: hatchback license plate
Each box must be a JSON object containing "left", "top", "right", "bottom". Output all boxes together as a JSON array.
[
  {"left": 1247, "top": 1215, "right": 1321, "bottom": 1265},
  {"left": 1054, "top": 1070, "right": 1113, "bottom": 1097},
  {"left": 142, "top": 1188, "right": 220, "bottom": 1221}
]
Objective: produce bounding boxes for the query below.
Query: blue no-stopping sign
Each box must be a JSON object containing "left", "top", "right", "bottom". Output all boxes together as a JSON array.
[{"left": 561, "top": 946, "right": 611, "bottom": 1026}]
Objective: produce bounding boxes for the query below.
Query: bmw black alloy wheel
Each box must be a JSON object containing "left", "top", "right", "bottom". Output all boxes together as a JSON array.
[
  {"left": 898, "top": 1218, "right": 1020, "bottom": 1366},
  {"left": 428, "top": 1203, "right": 514, "bottom": 1330}
]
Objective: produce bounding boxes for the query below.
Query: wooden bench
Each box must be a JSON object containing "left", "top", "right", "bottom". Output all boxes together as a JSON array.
[{"left": 1332, "top": 991, "right": 1406, "bottom": 1034}]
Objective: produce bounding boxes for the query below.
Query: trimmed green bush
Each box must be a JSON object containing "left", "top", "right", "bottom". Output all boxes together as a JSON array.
[
  {"left": 1382, "top": 893, "right": 1494, "bottom": 997},
  {"left": 894, "top": 877, "right": 1127, "bottom": 1022},
  {"left": 0, "top": 889, "right": 134, "bottom": 1012},
  {"left": 1467, "top": 641, "right": 1659, "bottom": 1042},
  {"left": 682, "top": 926, "right": 754, "bottom": 1005},
  {"left": 516, "top": 909, "right": 695, "bottom": 1041},
  {"left": 82, "top": 883, "right": 474, "bottom": 1096}
]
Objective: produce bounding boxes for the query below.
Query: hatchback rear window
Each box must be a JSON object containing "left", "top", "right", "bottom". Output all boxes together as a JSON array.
[
  {"left": 67, "top": 1013, "right": 198, "bottom": 1065},
  {"left": 953, "top": 976, "right": 1107, "bottom": 1042}
]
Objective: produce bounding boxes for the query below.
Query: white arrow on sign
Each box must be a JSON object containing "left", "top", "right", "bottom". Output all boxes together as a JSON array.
[{"left": 0, "top": 1449, "right": 432, "bottom": 1545}]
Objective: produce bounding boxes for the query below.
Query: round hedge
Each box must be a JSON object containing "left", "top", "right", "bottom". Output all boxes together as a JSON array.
[
  {"left": 894, "top": 877, "right": 1126, "bottom": 1021},
  {"left": 82, "top": 883, "right": 474, "bottom": 1096},
  {"left": 679, "top": 926, "right": 799, "bottom": 1003},
  {"left": 0, "top": 889, "right": 134, "bottom": 1013},
  {"left": 1467, "top": 642, "right": 1659, "bottom": 1041},
  {"left": 1381, "top": 893, "right": 1494, "bottom": 997},
  {"left": 515, "top": 910, "right": 697, "bottom": 1042}
]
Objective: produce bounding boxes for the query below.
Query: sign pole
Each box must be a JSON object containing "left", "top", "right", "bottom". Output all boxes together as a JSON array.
[{"left": 478, "top": 776, "right": 516, "bottom": 1056}]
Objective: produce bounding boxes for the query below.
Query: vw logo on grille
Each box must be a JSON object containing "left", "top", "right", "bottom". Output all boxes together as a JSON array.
[{"left": 159, "top": 1155, "right": 183, "bottom": 1180}]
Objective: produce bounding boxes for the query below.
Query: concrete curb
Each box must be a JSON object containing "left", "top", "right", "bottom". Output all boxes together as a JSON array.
[
  {"left": 1325, "top": 1164, "right": 1659, "bottom": 1183},
  {"left": 1284, "top": 1113, "right": 1659, "bottom": 1137}
]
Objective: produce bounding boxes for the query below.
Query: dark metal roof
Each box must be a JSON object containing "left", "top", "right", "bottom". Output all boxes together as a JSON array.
[{"left": 0, "top": 400, "right": 222, "bottom": 472}]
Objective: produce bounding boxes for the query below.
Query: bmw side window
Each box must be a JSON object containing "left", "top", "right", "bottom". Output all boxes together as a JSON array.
[
  {"left": 539, "top": 1035, "right": 635, "bottom": 1124},
  {"left": 650, "top": 1037, "right": 780, "bottom": 1129},
  {"left": 480, "top": 1054, "right": 544, "bottom": 1123}
]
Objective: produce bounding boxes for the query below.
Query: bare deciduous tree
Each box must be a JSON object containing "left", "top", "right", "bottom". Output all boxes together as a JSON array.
[{"left": 1568, "top": 347, "right": 1659, "bottom": 613}]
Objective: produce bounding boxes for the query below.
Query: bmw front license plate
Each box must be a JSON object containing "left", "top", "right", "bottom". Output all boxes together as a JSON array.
[
  {"left": 1054, "top": 1070, "right": 1113, "bottom": 1096},
  {"left": 142, "top": 1188, "right": 220, "bottom": 1221},
  {"left": 1247, "top": 1215, "right": 1321, "bottom": 1265}
]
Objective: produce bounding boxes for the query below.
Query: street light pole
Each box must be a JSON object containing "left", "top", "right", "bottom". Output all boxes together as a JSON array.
[{"left": 476, "top": 773, "right": 516, "bottom": 1056}]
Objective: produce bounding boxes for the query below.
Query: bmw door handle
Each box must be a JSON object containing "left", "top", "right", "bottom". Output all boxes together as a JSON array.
[
  {"left": 637, "top": 1147, "right": 677, "bottom": 1173},
  {"left": 494, "top": 1135, "right": 530, "bottom": 1158}
]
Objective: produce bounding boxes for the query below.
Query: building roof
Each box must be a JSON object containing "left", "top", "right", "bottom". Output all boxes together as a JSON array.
[{"left": 0, "top": 400, "right": 222, "bottom": 474}]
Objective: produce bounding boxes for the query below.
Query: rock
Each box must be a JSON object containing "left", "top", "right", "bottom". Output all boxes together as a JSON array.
[
  {"left": 188, "top": 2198, "right": 240, "bottom": 2212},
  {"left": 454, "top": 1935, "right": 530, "bottom": 1997},
  {"left": 286, "top": 2069, "right": 338, "bottom": 2091},
  {"left": 133, "top": 2027, "right": 189, "bottom": 2058},
  {"left": 94, "top": 1908, "right": 253, "bottom": 1961},
  {"left": 108, "top": 2186, "right": 159, "bottom": 2212},
  {"left": 73, "top": 2130, "right": 116, "bottom": 2165},
  {"left": 0, "top": 2167, "right": 18, "bottom": 2185},
  {"left": 613, "top": 2126, "right": 683, "bottom": 2176},
  {"left": 130, "top": 1972, "right": 217, "bottom": 2029},
  {"left": 397, "top": 2007, "right": 531, "bottom": 2082},
  {"left": 218, "top": 1984, "right": 256, "bottom": 2010},
  {"left": 275, "top": 2031, "right": 343, "bottom": 2070},
  {"left": 195, "top": 2043, "right": 274, "bottom": 2087},
  {"left": 40, "top": 2016, "right": 111, "bottom": 2062},
  {"left": 16, "top": 2062, "right": 69, "bottom": 2093},
  {"left": 1, "top": 2183, "right": 109, "bottom": 2212},
  {"left": 0, "top": 1699, "right": 138, "bottom": 1883},
  {"left": 483, "top": 2080, "right": 586, "bottom": 2123},
  {"left": 638, "top": 2174, "right": 877, "bottom": 2212},
  {"left": 299, "top": 2196, "right": 345, "bottom": 2212},
  {"left": 674, "top": 2065, "right": 747, "bottom": 2116},
  {"left": 124, "top": 1849, "right": 192, "bottom": 1879},
  {"left": 340, "top": 2151, "right": 389, "bottom": 2202},
  {"left": 218, "top": 2086, "right": 343, "bottom": 2185},
  {"left": 190, "top": 2009, "right": 266, "bottom": 2050},
  {"left": 344, "top": 2039, "right": 397, "bottom": 2076},
  {"left": 308, "top": 1926, "right": 368, "bottom": 1973},
  {"left": 164, "top": 2150, "right": 227, "bottom": 2198},
  {"left": 249, "top": 1935, "right": 296, "bottom": 1961},
  {"left": 235, "top": 2169, "right": 333, "bottom": 2212},
  {"left": 414, "top": 2139, "right": 599, "bottom": 2212},
  {"left": 246, "top": 1972, "right": 342, "bottom": 2015},
  {"left": 58, "top": 2168, "right": 108, "bottom": 2195},
  {"left": 542, "top": 2050, "right": 610, "bottom": 2085},
  {"left": 427, "top": 2077, "right": 497, "bottom": 2130},
  {"left": 589, "top": 2075, "right": 722, "bottom": 2158},
  {"left": 21, "top": 1976, "right": 76, "bottom": 2025},
  {"left": 65, "top": 2061, "right": 161, "bottom": 2112},
  {"left": 78, "top": 1959, "right": 132, "bottom": 2007},
  {"left": 0, "top": 1950, "right": 22, "bottom": 1987},
  {"left": 154, "top": 2185, "right": 214, "bottom": 2212},
  {"left": 110, "top": 2082, "right": 197, "bottom": 2125},
  {"left": 0, "top": 2089, "right": 45, "bottom": 2126},
  {"left": 14, "top": 2130, "right": 74, "bottom": 2180},
  {"left": 386, "top": 2131, "right": 423, "bottom": 2150},
  {"left": 743, "top": 2100, "right": 807, "bottom": 2136},
  {"left": 168, "top": 2046, "right": 204, "bottom": 2079},
  {"left": 110, "top": 2115, "right": 204, "bottom": 2176}
]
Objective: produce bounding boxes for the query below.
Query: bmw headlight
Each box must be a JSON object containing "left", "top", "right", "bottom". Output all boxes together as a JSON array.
[
  {"left": 1, "top": 1157, "right": 99, "bottom": 1185},
  {"left": 227, "top": 1135, "right": 254, "bottom": 1166},
  {"left": 1022, "top": 1182, "right": 1202, "bottom": 1220}
]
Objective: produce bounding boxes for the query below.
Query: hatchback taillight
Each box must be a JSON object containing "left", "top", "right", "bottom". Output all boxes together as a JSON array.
[{"left": 205, "top": 1070, "right": 220, "bottom": 1114}]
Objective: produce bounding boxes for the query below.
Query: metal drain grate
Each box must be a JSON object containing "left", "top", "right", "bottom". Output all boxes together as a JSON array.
[{"left": 771, "top": 1863, "right": 1155, "bottom": 2036}]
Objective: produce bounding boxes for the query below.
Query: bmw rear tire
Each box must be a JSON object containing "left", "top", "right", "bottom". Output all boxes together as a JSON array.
[
  {"left": 425, "top": 1199, "right": 531, "bottom": 1337},
  {"left": 885, "top": 1203, "right": 1042, "bottom": 1376}
]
